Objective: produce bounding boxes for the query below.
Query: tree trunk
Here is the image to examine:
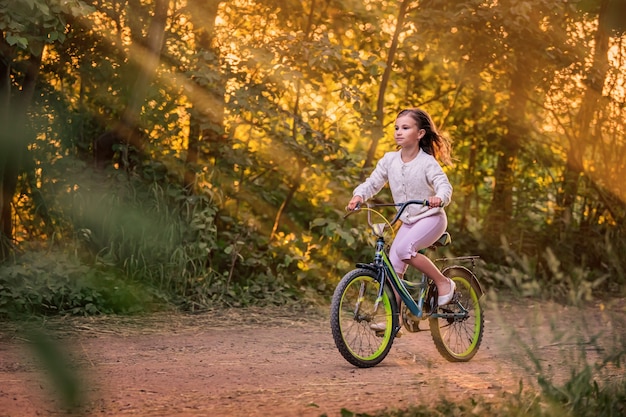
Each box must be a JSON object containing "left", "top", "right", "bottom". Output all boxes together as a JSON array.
[
  {"left": 484, "top": 65, "right": 529, "bottom": 242},
  {"left": 362, "top": 0, "right": 410, "bottom": 173},
  {"left": 94, "top": 0, "right": 169, "bottom": 170},
  {"left": 184, "top": 113, "right": 201, "bottom": 193},
  {"left": 270, "top": 178, "right": 301, "bottom": 241},
  {"left": 123, "top": 0, "right": 169, "bottom": 141},
  {"left": 0, "top": 39, "right": 11, "bottom": 249},
  {"left": 185, "top": 0, "right": 225, "bottom": 193},
  {"left": 269, "top": 0, "right": 317, "bottom": 240},
  {"left": 0, "top": 51, "right": 43, "bottom": 256},
  {"left": 558, "top": 0, "right": 610, "bottom": 234},
  {"left": 459, "top": 132, "right": 479, "bottom": 232}
]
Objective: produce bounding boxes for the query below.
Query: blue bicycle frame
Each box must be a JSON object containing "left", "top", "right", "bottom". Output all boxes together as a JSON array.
[{"left": 367, "top": 234, "right": 429, "bottom": 319}]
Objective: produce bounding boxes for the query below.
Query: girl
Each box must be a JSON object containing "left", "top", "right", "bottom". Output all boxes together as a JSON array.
[{"left": 347, "top": 108, "right": 455, "bottom": 314}]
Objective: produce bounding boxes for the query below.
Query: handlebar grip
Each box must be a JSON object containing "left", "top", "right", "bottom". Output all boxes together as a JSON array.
[
  {"left": 343, "top": 203, "right": 361, "bottom": 218},
  {"left": 423, "top": 200, "right": 444, "bottom": 208}
]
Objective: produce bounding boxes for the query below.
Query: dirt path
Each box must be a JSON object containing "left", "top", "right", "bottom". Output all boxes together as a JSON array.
[{"left": 1, "top": 296, "right": 624, "bottom": 417}]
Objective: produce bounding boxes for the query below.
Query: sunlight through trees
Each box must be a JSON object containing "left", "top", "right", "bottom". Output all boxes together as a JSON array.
[{"left": 1, "top": 0, "right": 625, "bottom": 310}]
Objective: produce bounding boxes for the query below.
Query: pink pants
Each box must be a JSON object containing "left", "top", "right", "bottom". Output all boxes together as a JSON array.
[{"left": 389, "top": 212, "right": 447, "bottom": 274}]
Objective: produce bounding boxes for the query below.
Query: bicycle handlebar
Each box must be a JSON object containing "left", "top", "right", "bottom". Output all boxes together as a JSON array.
[{"left": 344, "top": 199, "right": 443, "bottom": 227}]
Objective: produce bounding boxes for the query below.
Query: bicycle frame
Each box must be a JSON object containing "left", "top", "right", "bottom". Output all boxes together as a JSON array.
[
  {"left": 365, "top": 235, "right": 428, "bottom": 318},
  {"left": 351, "top": 200, "right": 476, "bottom": 325}
]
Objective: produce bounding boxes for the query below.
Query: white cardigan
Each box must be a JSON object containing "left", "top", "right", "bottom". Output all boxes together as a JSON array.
[{"left": 353, "top": 149, "right": 453, "bottom": 224}]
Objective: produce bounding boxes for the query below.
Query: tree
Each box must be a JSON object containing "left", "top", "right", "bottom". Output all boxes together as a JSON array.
[
  {"left": 183, "top": 0, "right": 225, "bottom": 193},
  {"left": 559, "top": 0, "right": 618, "bottom": 234},
  {"left": 361, "top": 0, "right": 410, "bottom": 172},
  {"left": 474, "top": 1, "right": 571, "bottom": 241},
  {"left": 2, "top": 0, "right": 625, "bottom": 302},
  {"left": 122, "top": 0, "right": 169, "bottom": 151},
  {"left": 92, "top": 0, "right": 170, "bottom": 170},
  {"left": 0, "top": 0, "right": 92, "bottom": 257}
]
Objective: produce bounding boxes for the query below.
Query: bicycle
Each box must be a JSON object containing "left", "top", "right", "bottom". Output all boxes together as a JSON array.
[{"left": 330, "top": 200, "right": 485, "bottom": 368}]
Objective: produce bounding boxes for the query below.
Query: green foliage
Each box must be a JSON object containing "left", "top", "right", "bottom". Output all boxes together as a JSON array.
[
  {"left": 0, "top": 251, "right": 158, "bottom": 317},
  {"left": 1, "top": 0, "right": 625, "bottom": 314},
  {"left": 0, "top": 0, "right": 93, "bottom": 54},
  {"left": 54, "top": 164, "right": 306, "bottom": 311},
  {"left": 479, "top": 235, "right": 611, "bottom": 305}
]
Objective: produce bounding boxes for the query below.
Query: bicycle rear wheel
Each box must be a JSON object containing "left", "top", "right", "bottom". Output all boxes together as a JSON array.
[
  {"left": 429, "top": 267, "right": 484, "bottom": 362},
  {"left": 330, "top": 268, "right": 398, "bottom": 368}
]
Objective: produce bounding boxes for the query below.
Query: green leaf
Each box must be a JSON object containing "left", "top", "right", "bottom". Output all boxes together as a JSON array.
[
  {"left": 5, "top": 34, "right": 28, "bottom": 49},
  {"left": 310, "top": 218, "right": 327, "bottom": 227},
  {"left": 33, "top": 0, "right": 50, "bottom": 15}
]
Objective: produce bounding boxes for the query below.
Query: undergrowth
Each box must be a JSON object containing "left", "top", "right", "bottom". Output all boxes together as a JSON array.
[
  {"left": 331, "top": 377, "right": 626, "bottom": 416},
  {"left": 0, "top": 251, "right": 162, "bottom": 317},
  {"left": 3, "top": 157, "right": 624, "bottom": 317},
  {"left": 0, "top": 165, "right": 310, "bottom": 318}
]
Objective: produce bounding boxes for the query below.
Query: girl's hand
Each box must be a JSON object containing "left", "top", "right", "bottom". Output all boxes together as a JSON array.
[
  {"left": 346, "top": 195, "right": 363, "bottom": 211},
  {"left": 428, "top": 196, "right": 443, "bottom": 209}
]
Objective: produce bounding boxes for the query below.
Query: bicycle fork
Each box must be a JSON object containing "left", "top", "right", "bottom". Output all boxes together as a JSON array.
[
  {"left": 352, "top": 270, "right": 386, "bottom": 322},
  {"left": 370, "top": 238, "right": 387, "bottom": 316}
]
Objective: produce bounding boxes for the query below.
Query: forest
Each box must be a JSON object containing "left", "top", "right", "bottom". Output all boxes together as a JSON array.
[{"left": 1, "top": 0, "right": 625, "bottom": 316}]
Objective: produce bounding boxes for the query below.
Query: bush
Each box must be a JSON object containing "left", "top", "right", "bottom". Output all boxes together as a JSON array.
[{"left": 0, "top": 251, "right": 162, "bottom": 317}]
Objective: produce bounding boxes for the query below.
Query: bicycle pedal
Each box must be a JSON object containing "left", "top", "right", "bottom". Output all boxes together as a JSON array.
[
  {"left": 449, "top": 293, "right": 460, "bottom": 305},
  {"left": 373, "top": 329, "right": 403, "bottom": 338},
  {"left": 403, "top": 320, "right": 421, "bottom": 332},
  {"left": 402, "top": 308, "right": 422, "bottom": 332}
]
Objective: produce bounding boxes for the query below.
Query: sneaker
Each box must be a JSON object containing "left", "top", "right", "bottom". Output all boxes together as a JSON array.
[
  {"left": 369, "top": 322, "right": 386, "bottom": 332},
  {"left": 369, "top": 322, "right": 402, "bottom": 338},
  {"left": 437, "top": 278, "right": 456, "bottom": 306}
]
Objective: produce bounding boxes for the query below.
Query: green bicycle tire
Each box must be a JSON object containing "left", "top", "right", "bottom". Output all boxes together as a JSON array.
[
  {"left": 330, "top": 268, "right": 398, "bottom": 368},
  {"left": 429, "top": 267, "right": 484, "bottom": 362}
]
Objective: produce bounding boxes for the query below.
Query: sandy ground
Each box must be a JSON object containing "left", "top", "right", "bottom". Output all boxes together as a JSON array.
[{"left": 1, "top": 295, "right": 624, "bottom": 417}]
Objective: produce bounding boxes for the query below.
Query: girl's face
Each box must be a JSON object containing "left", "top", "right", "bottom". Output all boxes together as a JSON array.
[{"left": 394, "top": 114, "right": 424, "bottom": 148}]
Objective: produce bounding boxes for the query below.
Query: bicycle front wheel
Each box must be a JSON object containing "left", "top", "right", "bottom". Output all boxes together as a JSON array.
[
  {"left": 330, "top": 268, "right": 398, "bottom": 368},
  {"left": 429, "top": 267, "right": 484, "bottom": 362}
]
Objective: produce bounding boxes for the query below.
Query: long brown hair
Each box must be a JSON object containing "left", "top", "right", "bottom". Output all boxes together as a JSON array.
[{"left": 397, "top": 108, "right": 452, "bottom": 166}]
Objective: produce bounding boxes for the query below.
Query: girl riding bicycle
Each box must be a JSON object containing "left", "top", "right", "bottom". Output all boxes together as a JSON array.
[{"left": 347, "top": 108, "right": 455, "bottom": 309}]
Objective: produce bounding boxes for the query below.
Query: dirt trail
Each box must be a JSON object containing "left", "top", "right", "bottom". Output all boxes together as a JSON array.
[{"left": 1, "top": 297, "right": 624, "bottom": 417}]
